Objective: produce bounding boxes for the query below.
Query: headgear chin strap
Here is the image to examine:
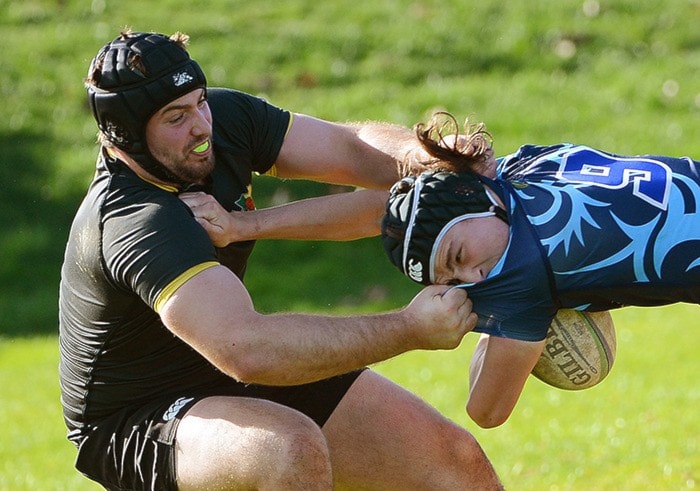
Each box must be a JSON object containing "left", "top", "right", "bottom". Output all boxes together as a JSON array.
[{"left": 86, "top": 32, "right": 207, "bottom": 187}]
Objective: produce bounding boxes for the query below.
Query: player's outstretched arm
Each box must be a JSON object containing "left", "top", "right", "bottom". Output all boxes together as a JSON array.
[
  {"left": 467, "top": 334, "right": 545, "bottom": 428},
  {"left": 160, "top": 265, "right": 478, "bottom": 386},
  {"left": 179, "top": 189, "right": 388, "bottom": 247}
]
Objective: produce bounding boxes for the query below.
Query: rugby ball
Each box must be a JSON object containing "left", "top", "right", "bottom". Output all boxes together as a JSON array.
[{"left": 531, "top": 310, "right": 616, "bottom": 391}]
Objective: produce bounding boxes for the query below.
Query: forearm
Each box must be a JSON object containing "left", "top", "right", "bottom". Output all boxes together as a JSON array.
[
  {"left": 229, "top": 285, "right": 476, "bottom": 385},
  {"left": 162, "top": 267, "right": 475, "bottom": 387},
  {"left": 349, "top": 121, "right": 420, "bottom": 184},
  {"left": 227, "top": 310, "right": 417, "bottom": 386},
  {"left": 467, "top": 335, "right": 545, "bottom": 428},
  {"left": 234, "top": 189, "right": 388, "bottom": 242},
  {"left": 468, "top": 334, "right": 489, "bottom": 392},
  {"left": 180, "top": 189, "right": 388, "bottom": 246}
]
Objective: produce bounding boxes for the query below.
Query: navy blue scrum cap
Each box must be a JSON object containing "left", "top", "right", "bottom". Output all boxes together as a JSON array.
[{"left": 381, "top": 170, "right": 508, "bottom": 285}]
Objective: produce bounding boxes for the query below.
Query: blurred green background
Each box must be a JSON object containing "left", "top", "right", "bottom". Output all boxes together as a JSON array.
[{"left": 0, "top": 0, "right": 698, "bottom": 489}]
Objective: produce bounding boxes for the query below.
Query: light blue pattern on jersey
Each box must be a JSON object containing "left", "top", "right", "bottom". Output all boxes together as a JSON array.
[{"left": 498, "top": 144, "right": 700, "bottom": 311}]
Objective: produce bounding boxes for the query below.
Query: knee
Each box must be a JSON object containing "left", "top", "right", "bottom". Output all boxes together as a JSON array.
[
  {"left": 176, "top": 399, "right": 334, "bottom": 490},
  {"left": 450, "top": 429, "right": 486, "bottom": 464},
  {"left": 441, "top": 425, "right": 503, "bottom": 488},
  {"left": 266, "top": 418, "right": 333, "bottom": 489}
]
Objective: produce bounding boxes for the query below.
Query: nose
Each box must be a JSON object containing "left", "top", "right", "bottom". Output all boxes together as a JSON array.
[
  {"left": 191, "top": 104, "right": 212, "bottom": 136},
  {"left": 455, "top": 265, "right": 484, "bottom": 284}
]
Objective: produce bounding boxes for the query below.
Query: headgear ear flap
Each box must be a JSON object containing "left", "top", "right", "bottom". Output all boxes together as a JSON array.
[{"left": 86, "top": 32, "right": 207, "bottom": 186}]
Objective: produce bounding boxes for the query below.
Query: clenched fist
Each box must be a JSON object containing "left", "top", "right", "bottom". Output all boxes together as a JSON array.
[{"left": 402, "top": 285, "right": 478, "bottom": 351}]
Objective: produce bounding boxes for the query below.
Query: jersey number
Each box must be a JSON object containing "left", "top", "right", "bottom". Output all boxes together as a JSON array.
[{"left": 557, "top": 148, "right": 671, "bottom": 210}]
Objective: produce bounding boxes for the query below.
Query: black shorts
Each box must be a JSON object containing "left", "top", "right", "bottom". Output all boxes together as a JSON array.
[{"left": 72, "top": 370, "right": 364, "bottom": 491}]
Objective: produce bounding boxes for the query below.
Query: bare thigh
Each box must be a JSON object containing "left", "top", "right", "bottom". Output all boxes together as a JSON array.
[
  {"left": 322, "top": 370, "right": 503, "bottom": 491},
  {"left": 175, "top": 396, "right": 333, "bottom": 491}
]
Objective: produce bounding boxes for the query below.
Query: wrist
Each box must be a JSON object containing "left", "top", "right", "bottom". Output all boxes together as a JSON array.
[
  {"left": 223, "top": 210, "right": 253, "bottom": 244},
  {"left": 386, "top": 309, "right": 424, "bottom": 351}
]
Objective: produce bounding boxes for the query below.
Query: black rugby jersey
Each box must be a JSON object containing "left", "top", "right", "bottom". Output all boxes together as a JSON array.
[{"left": 59, "top": 88, "right": 290, "bottom": 436}]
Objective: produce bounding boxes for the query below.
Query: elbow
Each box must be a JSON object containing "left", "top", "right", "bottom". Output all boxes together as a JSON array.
[
  {"left": 218, "top": 350, "right": 271, "bottom": 385},
  {"left": 210, "top": 335, "right": 271, "bottom": 384},
  {"left": 208, "top": 314, "right": 280, "bottom": 384},
  {"left": 466, "top": 399, "right": 512, "bottom": 429}
]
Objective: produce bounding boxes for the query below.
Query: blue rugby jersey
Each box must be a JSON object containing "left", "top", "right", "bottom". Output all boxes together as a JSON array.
[{"left": 461, "top": 144, "right": 700, "bottom": 341}]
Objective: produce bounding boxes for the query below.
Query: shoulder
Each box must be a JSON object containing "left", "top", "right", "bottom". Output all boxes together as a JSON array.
[
  {"left": 208, "top": 88, "right": 291, "bottom": 169},
  {"left": 207, "top": 87, "right": 259, "bottom": 107},
  {"left": 102, "top": 169, "right": 184, "bottom": 221},
  {"left": 100, "top": 178, "right": 217, "bottom": 304},
  {"left": 208, "top": 87, "right": 290, "bottom": 134},
  {"left": 497, "top": 143, "right": 571, "bottom": 180},
  {"left": 207, "top": 87, "right": 289, "bottom": 121},
  {"left": 95, "top": 158, "right": 201, "bottom": 243}
]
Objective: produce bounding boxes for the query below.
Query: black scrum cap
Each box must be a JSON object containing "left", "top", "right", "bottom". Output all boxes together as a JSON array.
[
  {"left": 381, "top": 170, "right": 508, "bottom": 285},
  {"left": 86, "top": 32, "right": 207, "bottom": 185}
]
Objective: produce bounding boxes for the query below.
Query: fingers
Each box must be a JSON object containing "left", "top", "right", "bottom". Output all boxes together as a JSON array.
[
  {"left": 433, "top": 285, "right": 478, "bottom": 333},
  {"left": 179, "top": 193, "right": 221, "bottom": 223},
  {"left": 429, "top": 284, "right": 467, "bottom": 304},
  {"left": 178, "top": 192, "right": 231, "bottom": 247},
  {"left": 179, "top": 191, "right": 213, "bottom": 211},
  {"left": 193, "top": 216, "right": 217, "bottom": 231},
  {"left": 462, "top": 309, "right": 479, "bottom": 332},
  {"left": 178, "top": 191, "right": 207, "bottom": 202}
]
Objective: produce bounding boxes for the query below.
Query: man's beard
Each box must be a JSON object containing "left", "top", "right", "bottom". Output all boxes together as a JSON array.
[{"left": 168, "top": 153, "right": 215, "bottom": 185}]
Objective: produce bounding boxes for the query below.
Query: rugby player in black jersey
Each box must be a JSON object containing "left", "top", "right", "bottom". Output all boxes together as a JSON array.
[{"left": 59, "top": 31, "right": 502, "bottom": 490}]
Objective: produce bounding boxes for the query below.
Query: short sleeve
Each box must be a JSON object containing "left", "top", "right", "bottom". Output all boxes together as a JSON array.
[
  {"left": 102, "top": 187, "right": 218, "bottom": 310},
  {"left": 207, "top": 88, "right": 291, "bottom": 175}
]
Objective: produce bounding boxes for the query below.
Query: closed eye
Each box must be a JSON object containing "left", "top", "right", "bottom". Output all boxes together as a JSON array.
[{"left": 454, "top": 242, "right": 467, "bottom": 265}]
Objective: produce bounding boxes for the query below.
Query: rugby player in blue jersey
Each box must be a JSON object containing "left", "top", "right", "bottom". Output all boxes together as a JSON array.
[{"left": 380, "top": 112, "right": 700, "bottom": 428}]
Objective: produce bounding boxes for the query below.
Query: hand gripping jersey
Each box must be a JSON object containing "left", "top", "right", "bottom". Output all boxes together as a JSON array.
[
  {"left": 59, "top": 88, "right": 290, "bottom": 438},
  {"left": 461, "top": 143, "right": 700, "bottom": 341}
]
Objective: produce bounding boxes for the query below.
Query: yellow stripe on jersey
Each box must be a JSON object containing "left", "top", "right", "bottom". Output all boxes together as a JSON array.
[
  {"left": 139, "top": 177, "right": 179, "bottom": 193},
  {"left": 264, "top": 164, "right": 278, "bottom": 177},
  {"left": 261, "top": 112, "right": 294, "bottom": 177},
  {"left": 106, "top": 147, "right": 180, "bottom": 193},
  {"left": 154, "top": 261, "right": 219, "bottom": 313}
]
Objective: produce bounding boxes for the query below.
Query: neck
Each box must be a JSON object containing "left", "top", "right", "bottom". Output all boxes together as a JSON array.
[{"left": 105, "top": 146, "right": 181, "bottom": 192}]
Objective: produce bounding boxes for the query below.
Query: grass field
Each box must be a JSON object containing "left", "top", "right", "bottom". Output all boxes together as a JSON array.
[
  {"left": 1, "top": 0, "right": 699, "bottom": 489},
  {"left": 1, "top": 305, "right": 698, "bottom": 490}
]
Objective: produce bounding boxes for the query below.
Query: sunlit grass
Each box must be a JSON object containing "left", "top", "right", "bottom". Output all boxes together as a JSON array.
[{"left": 1, "top": 304, "right": 697, "bottom": 489}]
